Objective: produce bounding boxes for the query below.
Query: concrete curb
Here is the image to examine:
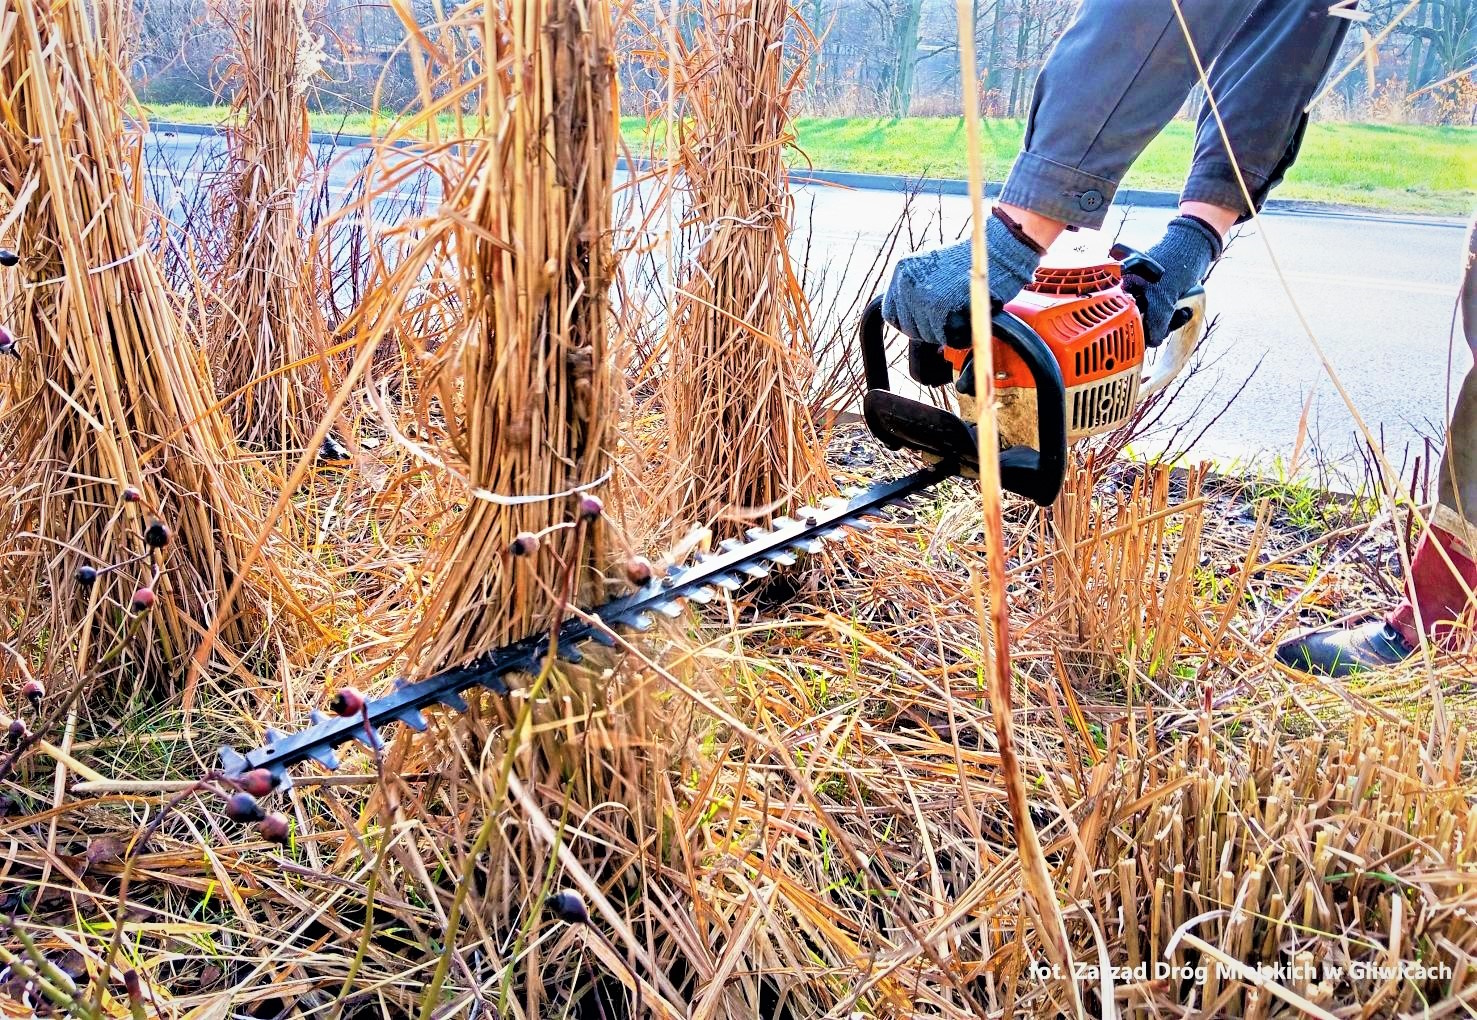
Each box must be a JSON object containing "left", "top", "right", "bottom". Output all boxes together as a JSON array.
[{"left": 147, "top": 121, "right": 1468, "bottom": 229}]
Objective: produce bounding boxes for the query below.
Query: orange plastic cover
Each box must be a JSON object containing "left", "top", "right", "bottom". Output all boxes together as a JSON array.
[{"left": 992, "top": 262, "right": 1144, "bottom": 390}]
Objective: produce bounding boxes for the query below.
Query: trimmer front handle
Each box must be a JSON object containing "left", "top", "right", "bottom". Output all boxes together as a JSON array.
[{"left": 859, "top": 296, "right": 1068, "bottom": 506}]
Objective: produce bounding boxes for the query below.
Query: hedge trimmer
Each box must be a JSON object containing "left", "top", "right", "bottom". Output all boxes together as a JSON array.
[{"left": 221, "top": 245, "right": 1205, "bottom": 789}]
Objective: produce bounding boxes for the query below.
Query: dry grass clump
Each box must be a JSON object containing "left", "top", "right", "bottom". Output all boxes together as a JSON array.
[
  {"left": 349, "top": 0, "right": 622, "bottom": 669},
  {"left": 211, "top": 0, "right": 335, "bottom": 451},
  {"left": 1074, "top": 710, "right": 1475, "bottom": 1016},
  {"left": 0, "top": 0, "right": 266, "bottom": 691},
  {"left": 647, "top": 0, "right": 831, "bottom": 541}
]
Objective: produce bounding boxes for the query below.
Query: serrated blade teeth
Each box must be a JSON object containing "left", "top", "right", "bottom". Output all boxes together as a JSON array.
[
  {"left": 745, "top": 526, "right": 769, "bottom": 541},
  {"left": 713, "top": 574, "right": 742, "bottom": 591},
  {"left": 271, "top": 767, "right": 294, "bottom": 792},
  {"left": 395, "top": 708, "right": 429, "bottom": 732},
  {"left": 558, "top": 643, "right": 584, "bottom": 664},
  {"left": 765, "top": 550, "right": 798, "bottom": 567},
  {"left": 266, "top": 727, "right": 288, "bottom": 745},
  {"left": 308, "top": 746, "right": 341, "bottom": 771},
  {"left": 354, "top": 726, "right": 385, "bottom": 751},
  {"left": 685, "top": 586, "right": 715, "bottom": 604},
  {"left": 771, "top": 516, "right": 798, "bottom": 528},
  {"left": 218, "top": 746, "right": 247, "bottom": 776},
  {"left": 791, "top": 538, "right": 825, "bottom": 555},
  {"left": 654, "top": 600, "right": 685, "bottom": 618},
  {"left": 590, "top": 629, "right": 617, "bottom": 647},
  {"left": 718, "top": 538, "right": 745, "bottom": 553},
  {"left": 740, "top": 563, "right": 771, "bottom": 579},
  {"left": 622, "top": 612, "right": 655, "bottom": 632},
  {"left": 437, "top": 690, "right": 470, "bottom": 712},
  {"left": 309, "top": 709, "right": 330, "bottom": 726}
]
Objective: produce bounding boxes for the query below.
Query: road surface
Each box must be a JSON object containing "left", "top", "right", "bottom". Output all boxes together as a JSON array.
[{"left": 144, "top": 129, "right": 1470, "bottom": 483}]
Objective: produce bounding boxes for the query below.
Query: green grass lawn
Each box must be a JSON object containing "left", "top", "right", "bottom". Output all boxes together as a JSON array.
[{"left": 145, "top": 103, "right": 1474, "bottom": 216}]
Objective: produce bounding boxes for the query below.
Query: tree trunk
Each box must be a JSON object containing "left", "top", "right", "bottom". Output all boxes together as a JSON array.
[
  {"left": 986, "top": 0, "right": 1006, "bottom": 112},
  {"left": 890, "top": 0, "right": 923, "bottom": 117},
  {"left": 1406, "top": 1, "right": 1428, "bottom": 93},
  {"left": 1008, "top": 1, "right": 1029, "bottom": 116}
]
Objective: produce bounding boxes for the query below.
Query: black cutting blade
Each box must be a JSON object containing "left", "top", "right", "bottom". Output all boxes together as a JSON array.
[{"left": 220, "top": 463, "right": 954, "bottom": 786}]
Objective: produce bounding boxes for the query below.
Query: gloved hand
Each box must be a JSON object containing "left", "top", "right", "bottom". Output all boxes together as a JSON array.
[
  {"left": 883, "top": 211, "right": 1043, "bottom": 385},
  {"left": 1121, "top": 215, "right": 1222, "bottom": 347}
]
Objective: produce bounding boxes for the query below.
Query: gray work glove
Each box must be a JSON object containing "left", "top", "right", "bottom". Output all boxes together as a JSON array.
[
  {"left": 1122, "top": 215, "right": 1222, "bottom": 347},
  {"left": 883, "top": 212, "right": 1043, "bottom": 385}
]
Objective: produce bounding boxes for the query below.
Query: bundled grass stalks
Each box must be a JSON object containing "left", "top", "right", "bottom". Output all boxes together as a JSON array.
[
  {"left": 654, "top": 0, "right": 830, "bottom": 539},
  {"left": 359, "top": 4, "right": 621, "bottom": 670},
  {"left": 0, "top": 0, "right": 264, "bottom": 689},
  {"left": 212, "top": 0, "right": 334, "bottom": 451},
  {"left": 299, "top": 7, "right": 718, "bottom": 1014}
]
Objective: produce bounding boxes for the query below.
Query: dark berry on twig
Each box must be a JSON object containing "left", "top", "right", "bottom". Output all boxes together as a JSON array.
[
  {"left": 548, "top": 889, "right": 589, "bottom": 924},
  {"left": 0, "top": 250, "right": 18, "bottom": 268},
  {"left": 328, "top": 687, "right": 365, "bottom": 717},
  {"left": 130, "top": 587, "right": 156, "bottom": 612},
  {"left": 122, "top": 485, "right": 143, "bottom": 504},
  {"left": 577, "top": 494, "right": 603, "bottom": 520},
  {"left": 237, "top": 768, "right": 277, "bottom": 798},
  {"left": 257, "top": 812, "right": 291, "bottom": 845},
  {"left": 21, "top": 680, "right": 43, "bottom": 706},
  {"left": 624, "top": 557, "right": 654, "bottom": 586},
  {"left": 6, "top": 719, "right": 27, "bottom": 746},
  {"left": 223, "top": 792, "right": 265, "bottom": 824},
  {"left": 144, "top": 520, "right": 170, "bottom": 549},
  {"left": 0, "top": 325, "right": 18, "bottom": 359},
  {"left": 74, "top": 565, "right": 98, "bottom": 586},
  {"left": 509, "top": 531, "right": 540, "bottom": 557}
]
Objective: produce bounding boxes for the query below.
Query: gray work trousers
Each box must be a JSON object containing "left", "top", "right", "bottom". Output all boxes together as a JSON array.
[{"left": 1000, "top": 1, "right": 1350, "bottom": 228}]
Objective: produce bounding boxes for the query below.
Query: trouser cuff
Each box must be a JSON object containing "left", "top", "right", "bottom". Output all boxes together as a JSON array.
[
  {"left": 1386, "top": 510, "right": 1477, "bottom": 650},
  {"left": 999, "top": 150, "right": 1118, "bottom": 230},
  {"left": 1180, "top": 161, "right": 1269, "bottom": 219}
]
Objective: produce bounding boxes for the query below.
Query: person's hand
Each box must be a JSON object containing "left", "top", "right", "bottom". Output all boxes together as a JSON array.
[
  {"left": 882, "top": 213, "right": 1044, "bottom": 385},
  {"left": 1120, "top": 215, "right": 1222, "bottom": 346},
  {"left": 883, "top": 240, "right": 973, "bottom": 351}
]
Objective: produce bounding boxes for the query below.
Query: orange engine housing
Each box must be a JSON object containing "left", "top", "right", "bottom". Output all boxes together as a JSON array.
[{"left": 994, "top": 261, "right": 1146, "bottom": 443}]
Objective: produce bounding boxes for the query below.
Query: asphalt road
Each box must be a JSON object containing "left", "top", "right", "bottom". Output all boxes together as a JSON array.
[{"left": 144, "top": 129, "right": 1470, "bottom": 482}]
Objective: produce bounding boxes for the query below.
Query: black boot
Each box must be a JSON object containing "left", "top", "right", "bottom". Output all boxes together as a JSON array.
[{"left": 1275, "top": 620, "right": 1414, "bottom": 678}]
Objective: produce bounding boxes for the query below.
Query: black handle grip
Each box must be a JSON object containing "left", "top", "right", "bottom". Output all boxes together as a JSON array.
[
  {"left": 990, "top": 308, "right": 1068, "bottom": 505},
  {"left": 860, "top": 295, "right": 891, "bottom": 393},
  {"left": 858, "top": 296, "right": 1068, "bottom": 506},
  {"left": 1109, "top": 242, "right": 1165, "bottom": 285}
]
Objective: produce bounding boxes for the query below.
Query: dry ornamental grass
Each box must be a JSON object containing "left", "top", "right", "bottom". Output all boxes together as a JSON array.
[{"left": 0, "top": 0, "right": 1472, "bottom": 1018}]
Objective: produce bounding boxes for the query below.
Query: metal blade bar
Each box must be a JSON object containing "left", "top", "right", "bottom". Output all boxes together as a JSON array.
[{"left": 221, "top": 463, "right": 954, "bottom": 784}]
